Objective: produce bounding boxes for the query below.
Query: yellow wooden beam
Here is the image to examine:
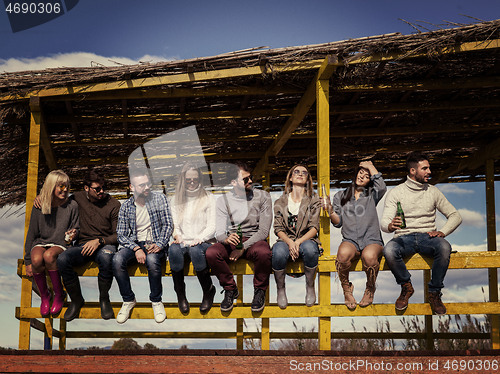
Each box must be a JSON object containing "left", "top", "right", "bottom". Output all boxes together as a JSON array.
[
  {"left": 17, "top": 251, "right": 500, "bottom": 278},
  {"left": 19, "top": 97, "right": 44, "bottom": 350},
  {"left": 346, "top": 38, "right": 500, "bottom": 65},
  {"left": 16, "top": 302, "right": 500, "bottom": 320},
  {"left": 63, "top": 330, "right": 488, "bottom": 340},
  {"left": 0, "top": 60, "right": 323, "bottom": 101},
  {"left": 317, "top": 73, "right": 332, "bottom": 351}
]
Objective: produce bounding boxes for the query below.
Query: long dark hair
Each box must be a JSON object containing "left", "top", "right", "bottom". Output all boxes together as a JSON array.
[{"left": 340, "top": 166, "right": 374, "bottom": 206}]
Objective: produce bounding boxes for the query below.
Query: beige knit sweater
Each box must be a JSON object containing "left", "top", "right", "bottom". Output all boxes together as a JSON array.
[{"left": 381, "top": 176, "right": 462, "bottom": 238}]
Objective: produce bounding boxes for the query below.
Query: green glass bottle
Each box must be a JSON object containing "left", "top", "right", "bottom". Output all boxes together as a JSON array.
[
  {"left": 236, "top": 224, "right": 243, "bottom": 249},
  {"left": 396, "top": 202, "right": 407, "bottom": 229}
]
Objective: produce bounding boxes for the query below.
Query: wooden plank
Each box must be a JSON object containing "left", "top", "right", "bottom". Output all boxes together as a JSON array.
[
  {"left": 16, "top": 302, "right": 500, "bottom": 320},
  {"left": 2, "top": 352, "right": 500, "bottom": 374},
  {"left": 16, "top": 251, "right": 500, "bottom": 278}
]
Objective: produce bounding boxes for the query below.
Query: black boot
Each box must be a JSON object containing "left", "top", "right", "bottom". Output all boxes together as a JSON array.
[
  {"left": 98, "top": 276, "right": 114, "bottom": 320},
  {"left": 197, "top": 268, "right": 215, "bottom": 313},
  {"left": 63, "top": 280, "right": 85, "bottom": 322},
  {"left": 172, "top": 270, "right": 190, "bottom": 314}
]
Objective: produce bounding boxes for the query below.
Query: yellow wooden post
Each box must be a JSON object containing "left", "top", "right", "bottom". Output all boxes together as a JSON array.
[
  {"left": 485, "top": 159, "right": 499, "bottom": 349},
  {"left": 236, "top": 274, "right": 244, "bottom": 349},
  {"left": 316, "top": 77, "right": 331, "bottom": 350},
  {"left": 59, "top": 319, "right": 67, "bottom": 350},
  {"left": 19, "top": 97, "right": 43, "bottom": 349}
]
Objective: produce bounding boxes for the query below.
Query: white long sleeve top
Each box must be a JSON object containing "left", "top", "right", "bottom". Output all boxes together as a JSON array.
[
  {"left": 171, "top": 191, "right": 216, "bottom": 245},
  {"left": 381, "top": 176, "right": 462, "bottom": 238}
]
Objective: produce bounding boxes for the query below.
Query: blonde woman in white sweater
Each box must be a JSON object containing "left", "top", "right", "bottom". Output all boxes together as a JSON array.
[
  {"left": 381, "top": 152, "right": 462, "bottom": 315},
  {"left": 170, "top": 163, "right": 216, "bottom": 314}
]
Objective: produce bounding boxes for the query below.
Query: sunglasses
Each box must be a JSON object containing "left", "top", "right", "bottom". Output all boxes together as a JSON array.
[
  {"left": 293, "top": 169, "right": 308, "bottom": 176},
  {"left": 90, "top": 185, "right": 105, "bottom": 193},
  {"left": 243, "top": 175, "right": 253, "bottom": 184},
  {"left": 185, "top": 178, "right": 199, "bottom": 184},
  {"left": 57, "top": 184, "right": 68, "bottom": 191}
]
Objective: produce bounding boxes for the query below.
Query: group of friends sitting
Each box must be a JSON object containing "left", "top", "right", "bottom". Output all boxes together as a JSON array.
[{"left": 24, "top": 152, "right": 462, "bottom": 324}]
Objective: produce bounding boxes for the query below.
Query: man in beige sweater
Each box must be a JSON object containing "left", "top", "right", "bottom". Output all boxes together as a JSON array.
[{"left": 381, "top": 152, "right": 462, "bottom": 315}]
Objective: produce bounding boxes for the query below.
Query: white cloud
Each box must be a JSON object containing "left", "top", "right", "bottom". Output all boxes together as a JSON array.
[
  {"left": 0, "top": 52, "right": 175, "bottom": 73},
  {"left": 457, "top": 208, "right": 485, "bottom": 228},
  {"left": 437, "top": 184, "right": 474, "bottom": 195}
]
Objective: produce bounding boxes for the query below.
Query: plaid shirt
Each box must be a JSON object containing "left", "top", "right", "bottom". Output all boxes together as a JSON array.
[{"left": 117, "top": 192, "right": 173, "bottom": 251}]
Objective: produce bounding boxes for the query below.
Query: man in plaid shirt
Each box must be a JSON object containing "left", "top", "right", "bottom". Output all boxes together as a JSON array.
[{"left": 113, "top": 169, "right": 173, "bottom": 324}]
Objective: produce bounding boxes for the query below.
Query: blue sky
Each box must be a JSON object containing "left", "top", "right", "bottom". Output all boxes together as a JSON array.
[{"left": 0, "top": 0, "right": 499, "bottom": 349}]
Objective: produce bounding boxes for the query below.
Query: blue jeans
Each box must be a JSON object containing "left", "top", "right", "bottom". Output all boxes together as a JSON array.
[
  {"left": 383, "top": 232, "right": 452, "bottom": 293},
  {"left": 271, "top": 240, "right": 320, "bottom": 270},
  {"left": 57, "top": 244, "right": 116, "bottom": 285},
  {"left": 168, "top": 242, "right": 210, "bottom": 272},
  {"left": 112, "top": 243, "right": 166, "bottom": 302}
]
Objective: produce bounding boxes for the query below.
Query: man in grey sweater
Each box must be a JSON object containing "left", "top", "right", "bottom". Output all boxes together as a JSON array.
[
  {"left": 206, "top": 162, "right": 272, "bottom": 313},
  {"left": 381, "top": 152, "right": 462, "bottom": 315}
]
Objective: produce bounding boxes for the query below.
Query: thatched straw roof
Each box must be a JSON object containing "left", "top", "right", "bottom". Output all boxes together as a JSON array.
[{"left": 1, "top": 19, "right": 499, "bottom": 207}]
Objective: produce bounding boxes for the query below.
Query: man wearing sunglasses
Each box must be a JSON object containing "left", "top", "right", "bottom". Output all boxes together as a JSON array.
[
  {"left": 206, "top": 162, "right": 272, "bottom": 313},
  {"left": 54, "top": 170, "right": 121, "bottom": 322},
  {"left": 113, "top": 169, "right": 173, "bottom": 324}
]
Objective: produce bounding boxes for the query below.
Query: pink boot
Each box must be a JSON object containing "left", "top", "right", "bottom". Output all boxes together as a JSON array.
[
  {"left": 33, "top": 272, "right": 51, "bottom": 317},
  {"left": 48, "top": 270, "right": 65, "bottom": 315}
]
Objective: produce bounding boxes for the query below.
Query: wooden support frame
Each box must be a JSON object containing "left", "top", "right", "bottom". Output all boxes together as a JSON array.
[
  {"left": 19, "top": 97, "right": 42, "bottom": 349},
  {"left": 316, "top": 72, "right": 332, "bottom": 351}
]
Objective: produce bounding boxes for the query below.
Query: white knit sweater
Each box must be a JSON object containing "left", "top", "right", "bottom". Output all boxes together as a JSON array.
[
  {"left": 170, "top": 191, "right": 216, "bottom": 245},
  {"left": 381, "top": 176, "right": 462, "bottom": 238}
]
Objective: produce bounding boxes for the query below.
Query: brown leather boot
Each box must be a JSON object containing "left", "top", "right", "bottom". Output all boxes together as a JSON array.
[
  {"left": 359, "top": 263, "right": 379, "bottom": 307},
  {"left": 336, "top": 260, "right": 356, "bottom": 310},
  {"left": 395, "top": 281, "right": 414, "bottom": 311},
  {"left": 428, "top": 291, "right": 447, "bottom": 315}
]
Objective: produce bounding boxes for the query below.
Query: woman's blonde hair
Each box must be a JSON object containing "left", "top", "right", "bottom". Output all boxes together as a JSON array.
[
  {"left": 172, "top": 163, "right": 210, "bottom": 227},
  {"left": 39, "top": 170, "right": 70, "bottom": 214},
  {"left": 284, "top": 164, "right": 314, "bottom": 197}
]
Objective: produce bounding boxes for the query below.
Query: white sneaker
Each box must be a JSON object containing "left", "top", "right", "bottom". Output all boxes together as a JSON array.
[
  {"left": 152, "top": 301, "right": 166, "bottom": 323},
  {"left": 116, "top": 300, "right": 136, "bottom": 324}
]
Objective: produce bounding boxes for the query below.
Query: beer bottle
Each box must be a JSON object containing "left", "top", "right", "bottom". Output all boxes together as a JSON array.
[
  {"left": 236, "top": 224, "right": 243, "bottom": 250},
  {"left": 396, "top": 202, "right": 406, "bottom": 229}
]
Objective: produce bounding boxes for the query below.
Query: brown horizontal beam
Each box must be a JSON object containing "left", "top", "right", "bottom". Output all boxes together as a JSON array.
[
  {"left": 338, "top": 75, "right": 500, "bottom": 92},
  {"left": 47, "top": 108, "right": 292, "bottom": 124},
  {"left": 47, "top": 86, "right": 304, "bottom": 101},
  {"left": 332, "top": 98, "right": 500, "bottom": 115}
]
